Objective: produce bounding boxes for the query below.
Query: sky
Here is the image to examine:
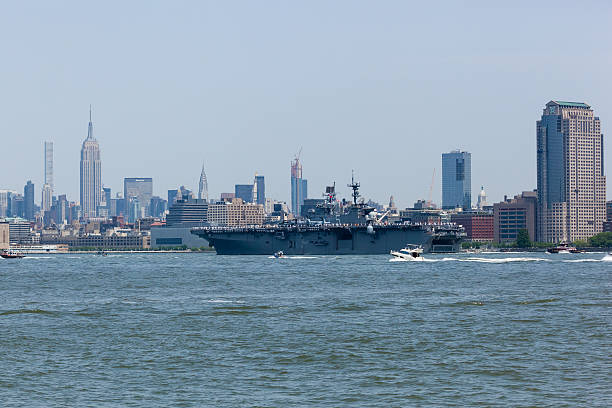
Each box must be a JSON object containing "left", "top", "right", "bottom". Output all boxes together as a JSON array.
[{"left": 1, "top": 1, "right": 611, "bottom": 209}]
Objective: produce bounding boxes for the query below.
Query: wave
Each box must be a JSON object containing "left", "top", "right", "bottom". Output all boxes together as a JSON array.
[
  {"left": 563, "top": 259, "right": 606, "bottom": 263},
  {"left": 0, "top": 308, "right": 57, "bottom": 316}
]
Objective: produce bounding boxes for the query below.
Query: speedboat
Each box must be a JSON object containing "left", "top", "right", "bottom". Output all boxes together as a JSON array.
[
  {"left": 1, "top": 250, "right": 25, "bottom": 259},
  {"left": 546, "top": 243, "right": 581, "bottom": 254},
  {"left": 602, "top": 253, "right": 612, "bottom": 262},
  {"left": 390, "top": 245, "right": 424, "bottom": 261},
  {"left": 273, "top": 251, "right": 285, "bottom": 259}
]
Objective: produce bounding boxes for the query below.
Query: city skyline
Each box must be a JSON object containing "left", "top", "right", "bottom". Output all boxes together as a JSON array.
[{"left": 0, "top": 2, "right": 611, "bottom": 209}]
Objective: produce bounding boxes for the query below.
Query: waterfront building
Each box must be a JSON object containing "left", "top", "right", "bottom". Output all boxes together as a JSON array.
[
  {"left": 442, "top": 150, "right": 471, "bottom": 210},
  {"left": 4, "top": 218, "right": 31, "bottom": 244},
  {"left": 150, "top": 197, "right": 209, "bottom": 249},
  {"left": 255, "top": 175, "right": 265, "bottom": 205},
  {"left": 537, "top": 101, "right": 606, "bottom": 242},
  {"left": 220, "top": 193, "right": 235, "bottom": 201},
  {"left": 493, "top": 191, "right": 537, "bottom": 244},
  {"left": 198, "top": 163, "right": 208, "bottom": 201},
  {"left": 291, "top": 156, "right": 308, "bottom": 216},
  {"left": 24, "top": 181, "right": 34, "bottom": 220},
  {"left": 451, "top": 213, "right": 494, "bottom": 242},
  {"left": 80, "top": 107, "right": 102, "bottom": 218},
  {"left": 606, "top": 200, "right": 612, "bottom": 221},
  {"left": 235, "top": 184, "right": 254, "bottom": 203}
]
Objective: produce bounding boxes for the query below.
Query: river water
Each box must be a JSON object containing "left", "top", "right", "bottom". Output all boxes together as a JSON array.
[{"left": 1, "top": 252, "right": 610, "bottom": 407}]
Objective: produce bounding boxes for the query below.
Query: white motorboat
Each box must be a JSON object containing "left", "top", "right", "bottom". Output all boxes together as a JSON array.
[
  {"left": 390, "top": 245, "right": 424, "bottom": 261},
  {"left": 602, "top": 253, "right": 612, "bottom": 262}
]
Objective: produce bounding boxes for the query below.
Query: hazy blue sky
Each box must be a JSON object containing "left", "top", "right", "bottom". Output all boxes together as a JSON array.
[{"left": 1, "top": 1, "right": 611, "bottom": 208}]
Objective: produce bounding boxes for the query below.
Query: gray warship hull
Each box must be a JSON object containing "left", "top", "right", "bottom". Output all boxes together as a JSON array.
[{"left": 192, "top": 224, "right": 450, "bottom": 255}]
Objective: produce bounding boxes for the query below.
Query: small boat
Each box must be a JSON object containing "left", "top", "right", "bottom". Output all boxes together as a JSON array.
[
  {"left": 390, "top": 245, "right": 424, "bottom": 261},
  {"left": 273, "top": 251, "right": 285, "bottom": 259},
  {"left": 1, "top": 250, "right": 25, "bottom": 259},
  {"left": 546, "top": 243, "right": 581, "bottom": 254},
  {"left": 603, "top": 253, "right": 612, "bottom": 262},
  {"left": 96, "top": 250, "right": 107, "bottom": 256}
]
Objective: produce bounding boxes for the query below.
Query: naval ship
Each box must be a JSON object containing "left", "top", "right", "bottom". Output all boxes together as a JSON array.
[{"left": 192, "top": 178, "right": 463, "bottom": 255}]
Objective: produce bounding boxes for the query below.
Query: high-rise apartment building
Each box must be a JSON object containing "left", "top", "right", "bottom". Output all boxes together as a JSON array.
[
  {"left": 442, "top": 150, "right": 471, "bottom": 210},
  {"left": 291, "top": 156, "right": 307, "bottom": 215},
  {"left": 198, "top": 163, "right": 208, "bottom": 201},
  {"left": 44, "top": 141, "right": 53, "bottom": 192},
  {"left": 80, "top": 107, "right": 102, "bottom": 218},
  {"left": 24, "top": 180, "right": 35, "bottom": 220},
  {"left": 43, "top": 141, "right": 54, "bottom": 212},
  {"left": 537, "top": 101, "right": 606, "bottom": 242}
]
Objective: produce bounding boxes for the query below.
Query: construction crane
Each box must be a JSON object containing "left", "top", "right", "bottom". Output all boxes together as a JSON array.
[{"left": 427, "top": 168, "right": 436, "bottom": 208}]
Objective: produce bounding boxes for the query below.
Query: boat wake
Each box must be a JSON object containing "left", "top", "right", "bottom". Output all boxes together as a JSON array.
[{"left": 267, "top": 256, "right": 318, "bottom": 259}]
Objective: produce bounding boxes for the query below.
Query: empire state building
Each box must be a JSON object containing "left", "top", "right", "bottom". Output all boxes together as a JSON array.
[{"left": 80, "top": 107, "right": 102, "bottom": 218}]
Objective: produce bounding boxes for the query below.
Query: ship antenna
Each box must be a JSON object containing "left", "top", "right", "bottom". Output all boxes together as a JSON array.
[{"left": 347, "top": 170, "right": 360, "bottom": 205}]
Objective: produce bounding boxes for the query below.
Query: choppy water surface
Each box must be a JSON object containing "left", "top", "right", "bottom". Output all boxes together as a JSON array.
[{"left": 1, "top": 252, "right": 610, "bottom": 407}]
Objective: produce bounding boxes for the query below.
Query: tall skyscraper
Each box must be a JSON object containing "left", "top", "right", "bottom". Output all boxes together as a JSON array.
[
  {"left": 24, "top": 180, "right": 34, "bottom": 220},
  {"left": 442, "top": 150, "right": 471, "bottom": 210},
  {"left": 44, "top": 141, "right": 53, "bottom": 191},
  {"left": 198, "top": 163, "right": 208, "bottom": 201},
  {"left": 255, "top": 175, "right": 265, "bottom": 205},
  {"left": 291, "top": 156, "right": 307, "bottom": 215},
  {"left": 537, "top": 101, "right": 605, "bottom": 243},
  {"left": 80, "top": 107, "right": 102, "bottom": 218}
]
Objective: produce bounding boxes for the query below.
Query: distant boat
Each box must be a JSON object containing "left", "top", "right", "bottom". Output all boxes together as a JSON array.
[
  {"left": 1, "top": 250, "right": 25, "bottom": 259},
  {"left": 546, "top": 243, "right": 581, "bottom": 254},
  {"left": 273, "top": 251, "right": 285, "bottom": 259}
]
